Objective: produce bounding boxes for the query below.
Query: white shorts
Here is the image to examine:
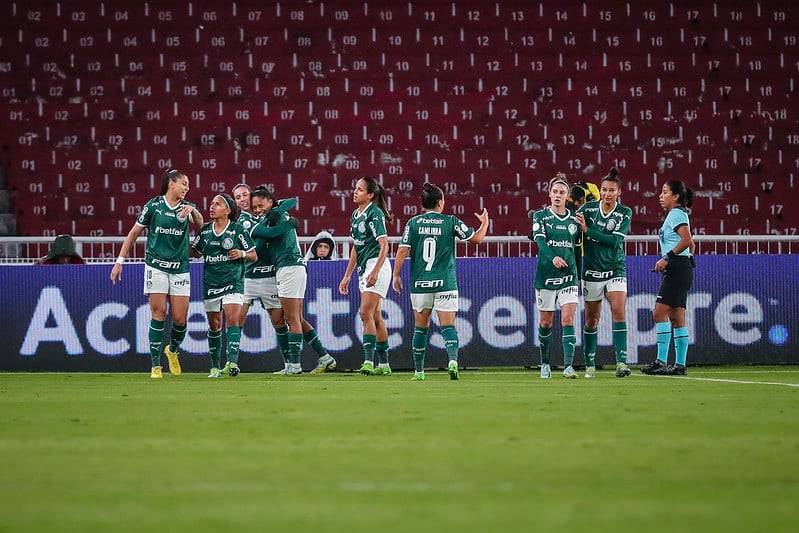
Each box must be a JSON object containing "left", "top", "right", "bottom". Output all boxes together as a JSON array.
[
  {"left": 204, "top": 292, "right": 245, "bottom": 312},
  {"left": 536, "top": 286, "right": 579, "bottom": 312},
  {"left": 584, "top": 277, "right": 628, "bottom": 302},
  {"left": 143, "top": 265, "right": 190, "bottom": 297},
  {"left": 358, "top": 257, "right": 391, "bottom": 299},
  {"left": 276, "top": 265, "right": 307, "bottom": 299},
  {"left": 410, "top": 290, "right": 459, "bottom": 312},
  {"left": 244, "top": 277, "right": 281, "bottom": 309}
]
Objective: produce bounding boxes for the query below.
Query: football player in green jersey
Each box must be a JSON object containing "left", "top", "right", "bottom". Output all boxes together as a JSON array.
[
  {"left": 575, "top": 168, "right": 633, "bottom": 378},
  {"left": 339, "top": 177, "right": 393, "bottom": 375},
  {"left": 111, "top": 170, "right": 203, "bottom": 379},
  {"left": 191, "top": 194, "right": 256, "bottom": 378},
  {"left": 530, "top": 174, "right": 582, "bottom": 379},
  {"left": 393, "top": 183, "right": 489, "bottom": 380}
]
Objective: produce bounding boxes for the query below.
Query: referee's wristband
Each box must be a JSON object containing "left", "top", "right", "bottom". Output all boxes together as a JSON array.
[
  {"left": 666, "top": 251, "right": 676, "bottom": 261},
  {"left": 115, "top": 256, "right": 125, "bottom": 265}
]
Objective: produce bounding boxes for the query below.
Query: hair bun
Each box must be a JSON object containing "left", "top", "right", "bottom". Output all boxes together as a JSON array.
[{"left": 607, "top": 167, "right": 619, "bottom": 179}]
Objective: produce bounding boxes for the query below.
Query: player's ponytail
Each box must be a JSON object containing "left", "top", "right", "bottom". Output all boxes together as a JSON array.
[
  {"left": 361, "top": 176, "right": 393, "bottom": 223},
  {"left": 421, "top": 182, "right": 444, "bottom": 209},
  {"left": 666, "top": 179, "right": 694, "bottom": 209},
  {"left": 160, "top": 169, "right": 185, "bottom": 196},
  {"left": 603, "top": 166, "right": 621, "bottom": 185}
]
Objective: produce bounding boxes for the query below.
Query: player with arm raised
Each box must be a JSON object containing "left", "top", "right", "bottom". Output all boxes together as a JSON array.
[
  {"left": 338, "top": 177, "right": 393, "bottom": 376},
  {"left": 191, "top": 194, "right": 256, "bottom": 378},
  {"left": 575, "top": 168, "right": 633, "bottom": 378},
  {"left": 392, "top": 183, "right": 489, "bottom": 381},
  {"left": 530, "top": 174, "right": 582, "bottom": 379},
  {"left": 110, "top": 169, "right": 203, "bottom": 378}
]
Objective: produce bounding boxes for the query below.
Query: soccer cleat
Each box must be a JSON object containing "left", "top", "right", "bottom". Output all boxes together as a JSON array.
[
  {"left": 652, "top": 364, "right": 686, "bottom": 376},
  {"left": 309, "top": 354, "right": 337, "bottom": 374},
  {"left": 615, "top": 362, "right": 631, "bottom": 378},
  {"left": 208, "top": 367, "right": 221, "bottom": 378},
  {"left": 563, "top": 365, "right": 578, "bottom": 379},
  {"left": 640, "top": 360, "right": 666, "bottom": 375},
  {"left": 164, "top": 345, "right": 182, "bottom": 376},
  {"left": 359, "top": 360, "right": 375, "bottom": 375},
  {"left": 228, "top": 363, "right": 240, "bottom": 377},
  {"left": 410, "top": 372, "right": 426, "bottom": 381},
  {"left": 448, "top": 360, "right": 459, "bottom": 380},
  {"left": 273, "top": 363, "right": 289, "bottom": 375},
  {"left": 540, "top": 363, "right": 552, "bottom": 379},
  {"left": 286, "top": 363, "right": 303, "bottom": 376},
  {"left": 373, "top": 364, "right": 392, "bottom": 376},
  {"left": 584, "top": 366, "right": 596, "bottom": 379},
  {"left": 220, "top": 362, "right": 231, "bottom": 375},
  {"left": 150, "top": 366, "right": 163, "bottom": 379}
]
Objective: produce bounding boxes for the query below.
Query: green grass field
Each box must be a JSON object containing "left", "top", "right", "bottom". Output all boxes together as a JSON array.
[{"left": 1, "top": 368, "right": 797, "bottom": 533}]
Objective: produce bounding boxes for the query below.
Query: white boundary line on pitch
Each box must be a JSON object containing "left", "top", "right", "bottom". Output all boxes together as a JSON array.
[{"left": 632, "top": 374, "right": 799, "bottom": 388}]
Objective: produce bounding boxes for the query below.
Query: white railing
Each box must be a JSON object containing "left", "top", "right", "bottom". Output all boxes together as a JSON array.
[{"left": 0, "top": 235, "right": 797, "bottom": 264}]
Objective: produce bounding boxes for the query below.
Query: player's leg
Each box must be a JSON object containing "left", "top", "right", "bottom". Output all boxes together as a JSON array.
[
  {"left": 536, "top": 289, "right": 556, "bottom": 379},
  {"left": 371, "top": 298, "right": 392, "bottom": 375},
  {"left": 583, "top": 282, "right": 604, "bottom": 377},
  {"left": 303, "top": 317, "right": 336, "bottom": 373},
  {"left": 358, "top": 292, "right": 381, "bottom": 375},
  {"left": 268, "top": 307, "right": 291, "bottom": 374},
  {"left": 607, "top": 290, "right": 631, "bottom": 377},
  {"left": 163, "top": 272, "right": 191, "bottom": 375},
  {"left": 411, "top": 304, "right": 433, "bottom": 381},
  {"left": 222, "top": 301, "right": 243, "bottom": 376},
  {"left": 206, "top": 308, "right": 223, "bottom": 378},
  {"left": 281, "top": 297, "right": 304, "bottom": 374},
  {"left": 560, "top": 301, "right": 578, "bottom": 378},
  {"left": 437, "top": 309, "right": 460, "bottom": 380},
  {"left": 642, "top": 302, "right": 673, "bottom": 374},
  {"left": 147, "top": 293, "right": 168, "bottom": 378},
  {"left": 667, "top": 306, "right": 688, "bottom": 375}
]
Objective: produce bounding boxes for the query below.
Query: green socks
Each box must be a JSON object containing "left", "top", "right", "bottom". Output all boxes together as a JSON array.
[
  {"left": 562, "top": 325, "right": 576, "bottom": 367},
  {"left": 411, "top": 327, "right": 429, "bottom": 373},
  {"left": 440, "top": 326, "right": 459, "bottom": 362},
  {"left": 583, "top": 326, "right": 597, "bottom": 367},
  {"left": 148, "top": 319, "right": 165, "bottom": 367},
  {"left": 275, "top": 324, "right": 290, "bottom": 364},
  {"left": 169, "top": 322, "right": 186, "bottom": 352},
  {"left": 226, "top": 326, "right": 241, "bottom": 364},
  {"left": 362, "top": 333, "right": 376, "bottom": 363},
  {"left": 538, "top": 326, "right": 552, "bottom": 365},
  {"left": 208, "top": 329, "right": 222, "bottom": 368},
  {"left": 287, "top": 332, "right": 303, "bottom": 365},
  {"left": 656, "top": 321, "right": 672, "bottom": 363},
  {"left": 613, "top": 321, "right": 628, "bottom": 364},
  {"left": 303, "top": 328, "right": 328, "bottom": 358},
  {"left": 375, "top": 339, "right": 389, "bottom": 365}
]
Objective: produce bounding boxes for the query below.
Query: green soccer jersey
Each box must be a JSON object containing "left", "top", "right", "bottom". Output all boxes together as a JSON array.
[
  {"left": 135, "top": 195, "right": 194, "bottom": 274},
  {"left": 399, "top": 211, "right": 475, "bottom": 293},
  {"left": 350, "top": 202, "right": 388, "bottom": 275},
  {"left": 577, "top": 201, "right": 632, "bottom": 281},
  {"left": 532, "top": 207, "right": 581, "bottom": 290},
  {"left": 239, "top": 211, "right": 273, "bottom": 279},
  {"left": 192, "top": 221, "right": 255, "bottom": 299}
]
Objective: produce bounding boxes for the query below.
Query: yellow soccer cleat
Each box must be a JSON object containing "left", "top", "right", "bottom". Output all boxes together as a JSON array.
[
  {"left": 164, "top": 346, "right": 182, "bottom": 376},
  {"left": 150, "top": 366, "right": 163, "bottom": 379}
]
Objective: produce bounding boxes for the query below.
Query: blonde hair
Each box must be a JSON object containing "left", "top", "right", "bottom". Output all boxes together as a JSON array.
[{"left": 548, "top": 173, "right": 571, "bottom": 194}]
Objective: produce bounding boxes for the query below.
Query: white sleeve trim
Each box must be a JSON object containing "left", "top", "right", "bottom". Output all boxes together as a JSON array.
[
  {"left": 398, "top": 243, "right": 411, "bottom": 248},
  {"left": 135, "top": 221, "right": 146, "bottom": 227}
]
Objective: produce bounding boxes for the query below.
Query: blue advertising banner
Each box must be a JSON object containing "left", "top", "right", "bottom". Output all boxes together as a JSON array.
[{"left": 0, "top": 256, "right": 796, "bottom": 371}]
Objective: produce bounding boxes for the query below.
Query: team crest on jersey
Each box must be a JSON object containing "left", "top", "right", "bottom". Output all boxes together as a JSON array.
[
  {"left": 568, "top": 224, "right": 578, "bottom": 235},
  {"left": 176, "top": 210, "right": 187, "bottom": 222},
  {"left": 358, "top": 221, "right": 366, "bottom": 233},
  {"left": 606, "top": 219, "right": 617, "bottom": 231},
  {"left": 241, "top": 220, "right": 251, "bottom": 230},
  {"left": 459, "top": 223, "right": 468, "bottom": 233},
  {"left": 533, "top": 222, "right": 540, "bottom": 232},
  {"left": 222, "top": 237, "right": 234, "bottom": 250}
]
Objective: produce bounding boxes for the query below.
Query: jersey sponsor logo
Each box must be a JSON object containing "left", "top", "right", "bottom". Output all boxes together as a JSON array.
[
  {"left": 545, "top": 274, "right": 575, "bottom": 286},
  {"left": 151, "top": 258, "right": 181, "bottom": 270},
  {"left": 548, "top": 240, "right": 573, "bottom": 248},
  {"left": 252, "top": 265, "right": 274, "bottom": 274},
  {"left": 206, "top": 254, "right": 230, "bottom": 263},
  {"left": 414, "top": 279, "right": 444, "bottom": 289},
  {"left": 222, "top": 237, "right": 234, "bottom": 250},
  {"left": 154, "top": 226, "right": 184, "bottom": 236},
  {"left": 352, "top": 238, "right": 365, "bottom": 246},
  {"left": 585, "top": 269, "right": 613, "bottom": 279},
  {"left": 418, "top": 227, "right": 442, "bottom": 235},
  {"left": 419, "top": 217, "right": 443, "bottom": 224},
  {"left": 435, "top": 292, "right": 457, "bottom": 302},
  {"left": 208, "top": 284, "right": 233, "bottom": 296}
]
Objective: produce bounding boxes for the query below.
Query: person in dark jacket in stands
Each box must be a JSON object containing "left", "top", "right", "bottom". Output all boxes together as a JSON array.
[{"left": 36, "top": 234, "right": 85, "bottom": 265}]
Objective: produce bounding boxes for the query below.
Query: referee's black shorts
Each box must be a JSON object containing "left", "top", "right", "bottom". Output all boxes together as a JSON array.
[{"left": 656, "top": 256, "right": 694, "bottom": 308}]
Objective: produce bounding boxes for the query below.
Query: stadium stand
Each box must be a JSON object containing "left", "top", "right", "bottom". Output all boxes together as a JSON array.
[{"left": 0, "top": 1, "right": 797, "bottom": 237}]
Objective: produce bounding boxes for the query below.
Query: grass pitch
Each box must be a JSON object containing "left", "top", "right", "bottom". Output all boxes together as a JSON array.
[{"left": 0, "top": 367, "right": 797, "bottom": 533}]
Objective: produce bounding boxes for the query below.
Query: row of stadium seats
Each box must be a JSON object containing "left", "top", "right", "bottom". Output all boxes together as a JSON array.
[{"left": 2, "top": 0, "right": 798, "bottom": 238}]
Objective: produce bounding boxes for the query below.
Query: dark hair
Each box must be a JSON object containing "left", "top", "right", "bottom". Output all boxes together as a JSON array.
[
  {"left": 601, "top": 167, "right": 621, "bottom": 186},
  {"left": 232, "top": 183, "right": 250, "bottom": 195},
  {"left": 421, "top": 182, "right": 444, "bottom": 209},
  {"left": 217, "top": 193, "right": 240, "bottom": 222},
  {"left": 250, "top": 184, "right": 276, "bottom": 203},
  {"left": 665, "top": 180, "right": 694, "bottom": 209},
  {"left": 360, "top": 176, "right": 393, "bottom": 222},
  {"left": 160, "top": 169, "right": 186, "bottom": 195}
]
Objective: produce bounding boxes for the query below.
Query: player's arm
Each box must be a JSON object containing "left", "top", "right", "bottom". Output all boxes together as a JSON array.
[
  {"left": 467, "top": 208, "right": 489, "bottom": 244},
  {"left": 188, "top": 206, "right": 203, "bottom": 226},
  {"left": 230, "top": 228, "right": 257, "bottom": 262},
  {"left": 274, "top": 197, "right": 298, "bottom": 214},
  {"left": 110, "top": 222, "right": 145, "bottom": 284},
  {"left": 392, "top": 245, "right": 409, "bottom": 293},
  {"left": 670, "top": 224, "right": 694, "bottom": 257},
  {"left": 339, "top": 246, "right": 358, "bottom": 295},
  {"left": 250, "top": 216, "right": 298, "bottom": 240}
]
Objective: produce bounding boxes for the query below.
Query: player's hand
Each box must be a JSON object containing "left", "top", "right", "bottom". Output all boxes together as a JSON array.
[
  {"left": 338, "top": 276, "right": 350, "bottom": 295},
  {"left": 575, "top": 213, "right": 588, "bottom": 232},
  {"left": 366, "top": 269, "right": 378, "bottom": 287},
  {"left": 228, "top": 249, "right": 244, "bottom": 260},
  {"left": 392, "top": 275, "right": 403, "bottom": 294},
  {"left": 474, "top": 208, "right": 489, "bottom": 225},
  {"left": 654, "top": 258, "right": 668, "bottom": 272},
  {"left": 110, "top": 263, "right": 122, "bottom": 284},
  {"left": 552, "top": 256, "right": 568, "bottom": 268},
  {"left": 178, "top": 204, "right": 194, "bottom": 220}
]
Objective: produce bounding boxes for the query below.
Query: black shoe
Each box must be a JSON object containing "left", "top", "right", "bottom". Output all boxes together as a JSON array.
[
  {"left": 650, "top": 364, "right": 687, "bottom": 376},
  {"left": 640, "top": 360, "right": 665, "bottom": 375}
]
